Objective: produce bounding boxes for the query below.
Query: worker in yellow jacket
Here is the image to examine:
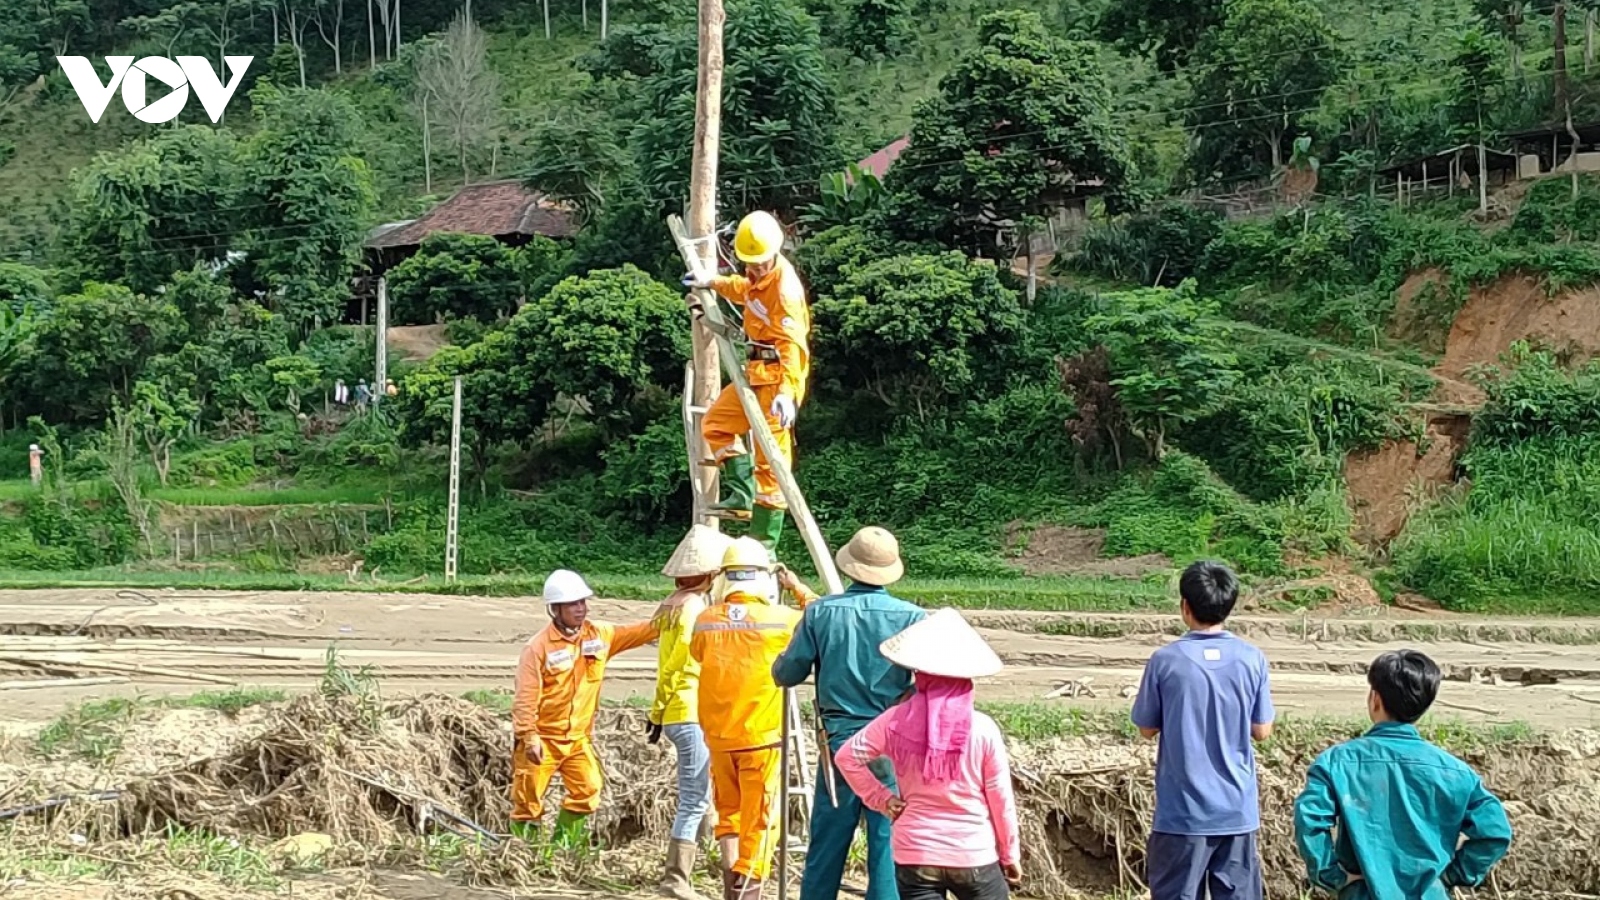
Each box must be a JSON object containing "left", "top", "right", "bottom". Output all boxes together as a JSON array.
[
  {"left": 690, "top": 537, "right": 801, "bottom": 900},
  {"left": 648, "top": 524, "right": 733, "bottom": 900},
  {"left": 683, "top": 210, "right": 812, "bottom": 552}
]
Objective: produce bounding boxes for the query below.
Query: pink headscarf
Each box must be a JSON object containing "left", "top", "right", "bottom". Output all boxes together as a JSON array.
[{"left": 884, "top": 671, "right": 974, "bottom": 784}]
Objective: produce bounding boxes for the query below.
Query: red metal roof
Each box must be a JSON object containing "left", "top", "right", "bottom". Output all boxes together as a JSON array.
[
  {"left": 366, "top": 180, "right": 578, "bottom": 248},
  {"left": 855, "top": 136, "right": 909, "bottom": 180}
]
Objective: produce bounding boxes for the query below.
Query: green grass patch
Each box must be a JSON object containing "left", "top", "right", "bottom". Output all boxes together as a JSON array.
[
  {"left": 150, "top": 485, "right": 391, "bottom": 506},
  {"left": 35, "top": 688, "right": 288, "bottom": 760},
  {"left": 0, "top": 565, "right": 1174, "bottom": 612},
  {"left": 160, "top": 825, "right": 280, "bottom": 888},
  {"left": 34, "top": 697, "right": 139, "bottom": 761},
  {"left": 172, "top": 688, "right": 288, "bottom": 714},
  {"left": 977, "top": 701, "right": 1537, "bottom": 753},
  {"left": 463, "top": 688, "right": 514, "bottom": 715},
  {"left": 0, "top": 842, "right": 115, "bottom": 881},
  {"left": 979, "top": 702, "right": 1139, "bottom": 741}
]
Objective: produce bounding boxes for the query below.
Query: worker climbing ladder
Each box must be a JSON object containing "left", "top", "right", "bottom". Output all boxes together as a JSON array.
[{"left": 668, "top": 213, "right": 843, "bottom": 897}]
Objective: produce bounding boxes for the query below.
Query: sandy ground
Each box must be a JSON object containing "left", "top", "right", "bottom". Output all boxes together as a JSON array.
[{"left": 0, "top": 588, "right": 1595, "bottom": 731}]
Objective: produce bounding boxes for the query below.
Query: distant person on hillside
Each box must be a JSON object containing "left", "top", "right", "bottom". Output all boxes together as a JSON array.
[
  {"left": 28, "top": 444, "right": 42, "bottom": 489},
  {"left": 355, "top": 379, "right": 371, "bottom": 411},
  {"left": 1131, "top": 560, "right": 1275, "bottom": 900},
  {"left": 334, "top": 379, "right": 349, "bottom": 405},
  {"left": 1293, "top": 650, "right": 1512, "bottom": 900}
]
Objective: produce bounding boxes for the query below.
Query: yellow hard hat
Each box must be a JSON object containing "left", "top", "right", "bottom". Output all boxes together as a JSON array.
[
  {"left": 733, "top": 211, "right": 785, "bottom": 264},
  {"left": 721, "top": 536, "right": 772, "bottom": 571}
]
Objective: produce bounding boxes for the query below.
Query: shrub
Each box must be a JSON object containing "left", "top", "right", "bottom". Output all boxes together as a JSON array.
[{"left": 813, "top": 252, "right": 1026, "bottom": 420}]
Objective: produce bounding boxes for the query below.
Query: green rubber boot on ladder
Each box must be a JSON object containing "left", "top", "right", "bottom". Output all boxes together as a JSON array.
[
  {"left": 710, "top": 454, "right": 755, "bottom": 520},
  {"left": 748, "top": 505, "right": 786, "bottom": 554}
]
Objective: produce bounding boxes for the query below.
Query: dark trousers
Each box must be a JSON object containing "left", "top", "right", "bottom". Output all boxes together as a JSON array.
[
  {"left": 895, "top": 863, "right": 1011, "bottom": 900},
  {"left": 799, "top": 755, "right": 896, "bottom": 900},
  {"left": 1146, "top": 831, "right": 1263, "bottom": 900}
]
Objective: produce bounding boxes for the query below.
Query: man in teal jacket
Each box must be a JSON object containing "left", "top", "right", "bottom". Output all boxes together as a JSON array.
[
  {"left": 1294, "top": 649, "right": 1512, "bottom": 899},
  {"left": 771, "top": 526, "right": 925, "bottom": 900}
]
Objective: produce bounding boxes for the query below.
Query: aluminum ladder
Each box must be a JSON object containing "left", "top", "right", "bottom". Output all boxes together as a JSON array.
[{"left": 670, "top": 214, "right": 846, "bottom": 897}]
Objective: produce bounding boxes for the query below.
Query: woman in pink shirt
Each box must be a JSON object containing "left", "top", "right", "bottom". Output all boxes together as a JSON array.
[{"left": 834, "top": 607, "right": 1022, "bottom": 900}]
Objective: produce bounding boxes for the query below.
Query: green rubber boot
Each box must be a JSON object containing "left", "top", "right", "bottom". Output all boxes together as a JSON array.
[
  {"left": 552, "top": 809, "right": 591, "bottom": 849},
  {"left": 711, "top": 454, "right": 755, "bottom": 517},
  {"left": 748, "top": 505, "right": 786, "bottom": 553},
  {"left": 509, "top": 820, "right": 541, "bottom": 842}
]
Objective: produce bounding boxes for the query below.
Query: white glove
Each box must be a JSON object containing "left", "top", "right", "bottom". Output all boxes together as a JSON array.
[
  {"left": 771, "top": 393, "right": 797, "bottom": 429},
  {"left": 682, "top": 272, "right": 714, "bottom": 290}
]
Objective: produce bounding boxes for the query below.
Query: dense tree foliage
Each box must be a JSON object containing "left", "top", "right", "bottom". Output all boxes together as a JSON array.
[
  {"left": 4, "top": 0, "right": 1600, "bottom": 610},
  {"left": 813, "top": 252, "right": 1025, "bottom": 419},
  {"left": 1083, "top": 281, "right": 1241, "bottom": 460},
  {"left": 386, "top": 233, "right": 523, "bottom": 324},
  {"left": 886, "top": 10, "right": 1135, "bottom": 256},
  {"left": 1186, "top": 0, "right": 1343, "bottom": 180}
]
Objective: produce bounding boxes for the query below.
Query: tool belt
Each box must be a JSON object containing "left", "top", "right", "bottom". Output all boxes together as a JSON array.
[{"left": 747, "top": 343, "right": 780, "bottom": 363}]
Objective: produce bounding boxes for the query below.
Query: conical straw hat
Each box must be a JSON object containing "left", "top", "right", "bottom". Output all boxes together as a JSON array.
[
  {"left": 879, "top": 607, "right": 1003, "bottom": 679},
  {"left": 662, "top": 524, "right": 735, "bottom": 578}
]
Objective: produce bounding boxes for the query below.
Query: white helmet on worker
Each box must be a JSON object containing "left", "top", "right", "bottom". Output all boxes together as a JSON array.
[
  {"left": 543, "top": 569, "right": 594, "bottom": 605},
  {"left": 715, "top": 537, "right": 777, "bottom": 604},
  {"left": 733, "top": 211, "right": 785, "bottom": 264}
]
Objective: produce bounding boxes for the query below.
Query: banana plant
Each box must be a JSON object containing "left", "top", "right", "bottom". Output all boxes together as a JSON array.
[{"left": 799, "top": 163, "right": 887, "bottom": 230}]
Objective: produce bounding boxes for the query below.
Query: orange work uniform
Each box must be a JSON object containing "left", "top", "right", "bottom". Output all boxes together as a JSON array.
[
  {"left": 701, "top": 256, "right": 812, "bottom": 510},
  {"left": 510, "top": 618, "right": 658, "bottom": 824},
  {"left": 690, "top": 592, "right": 801, "bottom": 881}
]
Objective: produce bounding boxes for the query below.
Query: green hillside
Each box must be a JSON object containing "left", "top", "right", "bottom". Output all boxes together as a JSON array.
[{"left": 2, "top": 0, "right": 1600, "bottom": 615}]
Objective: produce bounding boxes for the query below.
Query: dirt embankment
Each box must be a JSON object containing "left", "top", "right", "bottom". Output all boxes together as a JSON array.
[
  {"left": 6, "top": 696, "right": 1597, "bottom": 899},
  {"left": 1347, "top": 269, "right": 1600, "bottom": 545}
]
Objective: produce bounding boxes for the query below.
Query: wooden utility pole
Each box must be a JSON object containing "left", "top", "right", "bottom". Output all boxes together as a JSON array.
[
  {"left": 686, "top": 0, "right": 725, "bottom": 528},
  {"left": 375, "top": 276, "right": 389, "bottom": 400},
  {"left": 445, "top": 376, "right": 462, "bottom": 583}
]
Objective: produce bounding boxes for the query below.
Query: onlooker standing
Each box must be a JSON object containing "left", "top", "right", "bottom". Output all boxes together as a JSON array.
[
  {"left": 771, "top": 526, "right": 926, "bottom": 900},
  {"left": 1294, "top": 650, "right": 1512, "bottom": 900},
  {"left": 1131, "top": 560, "right": 1274, "bottom": 900},
  {"left": 834, "top": 608, "right": 1022, "bottom": 900},
  {"left": 28, "top": 444, "right": 42, "bottom": 489}
]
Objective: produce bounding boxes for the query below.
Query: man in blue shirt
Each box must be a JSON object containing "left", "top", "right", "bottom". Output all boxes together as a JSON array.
[
  {"left": 1293, "top": 650, "right": 1512, "bottom": 900},
  {"left": 1131, "top": 560, "right": 1274, "bottom": 900},
  {"left": 771, "top": 526, "right": 926, "bottom": 900}
]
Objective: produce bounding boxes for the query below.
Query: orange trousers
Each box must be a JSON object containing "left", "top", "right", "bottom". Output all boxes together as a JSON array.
[
  {"left": 702, "top": 381, "right": 793, "bottom": 510},
  {"left": 510, "top": 736, "right": 604, "bottom": 822},
  {"left": 710, "top": 744, "right": 783, "bottom": 881}
]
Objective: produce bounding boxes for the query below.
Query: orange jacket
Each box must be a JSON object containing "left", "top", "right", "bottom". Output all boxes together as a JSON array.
[
  {"left": 512, "top": 618, "right": 658, "bottom": 743},
  {"left": 690, "top": 593, "right": 801, "bottom": 752},
  {"left": 710, "top": 256, "right": 811, "bottom": 403}
]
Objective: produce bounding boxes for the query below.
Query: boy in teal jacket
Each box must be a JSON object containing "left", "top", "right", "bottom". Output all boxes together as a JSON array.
[{"left": 1293, "top": 650, "right": 1512, "bottom": 899}]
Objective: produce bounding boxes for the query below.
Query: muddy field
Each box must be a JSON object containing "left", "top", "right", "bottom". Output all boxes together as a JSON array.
[
  {"left": 0, "top": 588, "right": 1594, "bottom": 730},
  {"left": 0, "top": 587, "right": 1596, "bottom": 899}
]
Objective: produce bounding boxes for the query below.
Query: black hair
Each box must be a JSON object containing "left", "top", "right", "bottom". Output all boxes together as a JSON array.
[
  {"left": 1367, "top": 649, "right": 1441, "bottom": 723},
  {"left": 1179, "top": 560, "right": 1238, "bottom": 625}
]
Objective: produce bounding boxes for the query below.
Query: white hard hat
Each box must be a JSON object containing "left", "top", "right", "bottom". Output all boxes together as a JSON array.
[{"left": 543, "top": 569, "right": 594, "bottom": 605}]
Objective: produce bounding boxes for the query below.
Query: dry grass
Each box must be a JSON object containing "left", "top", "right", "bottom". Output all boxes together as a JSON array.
[
  {"left": 3, "top": 687, "right": 1598, "bottom": 899},
  {"left": 1007, "top": 728, "right": 1600, "bottom": 898}
]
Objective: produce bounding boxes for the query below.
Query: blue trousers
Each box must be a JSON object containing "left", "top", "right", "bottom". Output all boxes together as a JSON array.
[
  {"left": 800, "top": 752, "right": 897, "bottom": 900},
  {"left": 663, "top": 723, "right": 712, "bottom": 842},
  {"left": 1146, "top": 831, "right": 1263, "bottom": 900}
]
